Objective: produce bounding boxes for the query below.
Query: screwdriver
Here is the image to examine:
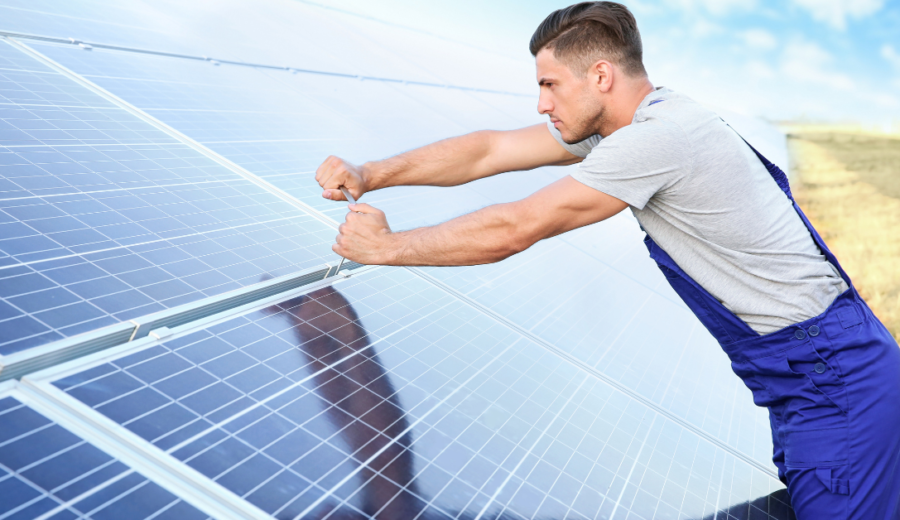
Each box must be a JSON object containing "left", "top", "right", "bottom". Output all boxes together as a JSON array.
[{"left": 333, "top": 187, "right": 357, "bottom": 274}]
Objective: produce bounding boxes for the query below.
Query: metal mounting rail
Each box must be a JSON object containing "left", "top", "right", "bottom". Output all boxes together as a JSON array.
[
  {"left": 0, "top": 29, "right": 531, "bottom": 97},
  {"left": 0, "top": 261, "right": 363, "bottom": 382}
]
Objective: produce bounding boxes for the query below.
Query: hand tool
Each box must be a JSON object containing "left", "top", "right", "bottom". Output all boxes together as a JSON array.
[{"left": 334, "top": 187, "right": 357, "bottom": 274}]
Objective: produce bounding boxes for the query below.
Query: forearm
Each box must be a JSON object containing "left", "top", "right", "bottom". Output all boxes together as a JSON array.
[
  {"left": 363, "top": 131, "right": 498, "bottom": 191},
  {"left": 385, "top": 203, "right": 535, "bottom": 266}
]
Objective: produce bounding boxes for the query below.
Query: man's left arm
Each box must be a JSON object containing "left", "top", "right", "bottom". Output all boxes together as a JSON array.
[{"left": 333, "top": 176, "right": 628, "bottom": 266}]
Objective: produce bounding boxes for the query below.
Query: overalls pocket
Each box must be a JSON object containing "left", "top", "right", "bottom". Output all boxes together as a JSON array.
[
  {"left": 746, "top": 340, "right": 849, "bottom": 428},
  {"left": 783, "top": 427, "right": 850, "bottom": 516},
  {"left": 745, "top": 341, "right": 852, "bottom": 513}
]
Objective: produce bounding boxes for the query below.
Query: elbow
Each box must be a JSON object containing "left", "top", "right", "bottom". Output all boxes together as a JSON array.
[{"left": 487, "top": 204, "right": 539, "bottom": 262}]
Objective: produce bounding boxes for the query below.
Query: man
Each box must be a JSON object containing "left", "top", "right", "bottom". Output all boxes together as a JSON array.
[{"left": 314, "top": 2, "right": 900, "bottom": 518}]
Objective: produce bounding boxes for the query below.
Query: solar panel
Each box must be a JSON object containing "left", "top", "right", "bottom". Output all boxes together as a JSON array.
[
  {"left": 30, "top": 268, "right": 789, "bottom": 519},
  {"left": 0, "top": 382, "right": 211, "bottom": 519},
  {"left": 0, "top": 40, "right": 338, "bottom": 355}
]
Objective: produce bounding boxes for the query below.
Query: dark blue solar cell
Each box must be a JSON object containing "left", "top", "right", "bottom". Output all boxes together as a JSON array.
[
  {"left": 0, "top": 424, "right": 80, "bottom": 469},
  {"left": 179, "top": 381, "right": 242, "bottom": 416},
  {"left": 215, "top": 453, "right": 281, "bottom": 497},
  {"left": 0, "top": 406, "right": 51, "bottom": 443},
  {"left": 127, "top": 353, "right": 193, "bottom": 384},
  {"left": 6, "top": 496, "right": 60, "bottom": 520},
  {"left": 151, "top": 500, "right": 210, "bottom": 520},
  {"left": 70, "top": 472, "right": 145, "bottom": 513},
  {"left": 0, "top": 314, "right": 50, "bottom": 345},
  {"left": 0, "top": 476, "right": 41, "bottom": 511},
  {"left": 154, "top": 418, "right": 214, "bottom": 451},
  {"left": 154, "top": 367, "right": 217, "bottom": 400},
  {"left": 9, "top": 286, "right": 80, "bottom": 313},
  {"left": 245, "top": 469, "right": 313, "bottom": 515},
  {"left": 125, "top": 403, "right": 197, "bottom": 442},
  {"left": 35, "top": 301, "right": 106, "bottom": 329},
  {"left": 21, "top": 442, "right": 114, "bottom": 491},
  {"left": 96, "top": 387, "right": 170, "bottom": 423},
  {"left": 89, "top": 480, "right": 180, "bottom": 520},
  {"left": 0, "top": 271, "right": 56, "bottom": 298},
  {"left": 65, "top": 370, "right": 144, "bottom": 406},
  {"left": 185, "top": 436, "right": 256, "bottom": 479}
]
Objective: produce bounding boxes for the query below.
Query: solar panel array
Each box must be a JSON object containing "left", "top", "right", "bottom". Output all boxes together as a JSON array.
[{"left": 0, "top": 1, "right": 795, "bottom": 518}]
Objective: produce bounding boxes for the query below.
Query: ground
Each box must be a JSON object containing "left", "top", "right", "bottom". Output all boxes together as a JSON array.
[{"left": 788, "top": 130, "right": 900, "bottom": 342}]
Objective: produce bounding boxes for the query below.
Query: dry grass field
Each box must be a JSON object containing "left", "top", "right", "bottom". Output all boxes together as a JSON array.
[{"left": 788, "top": 131, "right": 900, "bottom": 342}]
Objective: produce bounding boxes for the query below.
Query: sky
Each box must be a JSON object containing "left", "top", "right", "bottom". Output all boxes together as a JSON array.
[{"left": 308, "top": 0, "right": 900, "bottom": 129}]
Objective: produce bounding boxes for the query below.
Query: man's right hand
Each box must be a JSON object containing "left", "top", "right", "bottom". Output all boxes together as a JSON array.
[{"left": 315, "top": 155, "right": 368, "bottom": 201}]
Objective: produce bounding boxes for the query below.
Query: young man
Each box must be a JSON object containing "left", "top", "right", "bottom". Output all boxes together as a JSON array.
[{"left": 314, "top": 2, "right": 900, "bottom": 518}]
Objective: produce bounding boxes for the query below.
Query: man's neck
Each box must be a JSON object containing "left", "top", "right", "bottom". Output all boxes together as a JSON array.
[{"left": 598, "top": 78, "right": 655, "bottom": 137}]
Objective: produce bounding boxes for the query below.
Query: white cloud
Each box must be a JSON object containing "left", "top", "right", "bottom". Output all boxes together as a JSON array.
[
  {"left": 790, "top": 0, "right": 885, "bottom": 30},
  {"left": 780, "top": 39, "right": 854, "bottom": 91},
  {"left": 691, "top": 18, "right": 725, "bottom": 37},
  {"left": 882, "top": 44, "right": 900, "bottom": 69},
  {"left": 665, "top": 0, "right": 753, "bottom": 16},
  {"left": 872, "top": 93, "right": 899, "bottom": 108},
  {"left": 740, "top": 29, "right": 777, "bottom": 50},
  {"left": 745, "top": 60, "right": 776, "bottom": 79}
]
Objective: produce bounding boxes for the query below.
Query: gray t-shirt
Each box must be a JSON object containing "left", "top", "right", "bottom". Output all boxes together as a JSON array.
[{"left": 550, "top": 87, "right": 848, "bottom": 334}]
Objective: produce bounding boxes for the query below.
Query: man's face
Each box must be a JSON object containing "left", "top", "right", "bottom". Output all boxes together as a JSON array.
[{"left": 535, "top": 49, "right": 605, "bottom": 144}]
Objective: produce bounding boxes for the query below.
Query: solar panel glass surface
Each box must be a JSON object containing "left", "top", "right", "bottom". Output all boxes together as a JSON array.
[
  {"left": 0, "top": 389, "right": 210, "bottom": 519},
  {"left": 0, "top": 40, "right": 337, "bottom": 355},
  {"left": 44, "top": 268, "right": 790, "bottom": 519}
]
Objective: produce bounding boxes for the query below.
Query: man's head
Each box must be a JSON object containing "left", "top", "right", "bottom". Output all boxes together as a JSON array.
[{"left": 532, "top": 2, "right": 648, "bottom": 142}]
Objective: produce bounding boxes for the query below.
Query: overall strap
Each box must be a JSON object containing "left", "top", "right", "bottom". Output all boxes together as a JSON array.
[{"left": 726, "top": 125, "right": 855, "bottom": 289}]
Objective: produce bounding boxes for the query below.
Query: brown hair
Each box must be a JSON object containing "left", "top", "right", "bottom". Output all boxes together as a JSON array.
[{"left": 530, "top": 2, "right": 646, "bottom": 77}]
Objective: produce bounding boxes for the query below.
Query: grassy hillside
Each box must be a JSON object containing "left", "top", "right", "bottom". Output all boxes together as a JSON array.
[{"left": 788, "top": 131, "right": 900, "bottom": 342}]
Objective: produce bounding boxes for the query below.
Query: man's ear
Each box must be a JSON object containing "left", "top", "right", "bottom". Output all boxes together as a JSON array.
[{"left": 593, "top": 60, "right": 614, "bottom": 93}]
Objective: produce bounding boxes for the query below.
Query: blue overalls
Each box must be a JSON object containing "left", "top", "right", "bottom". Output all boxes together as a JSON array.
[{"left": 643, "top": 139, "right": 900, "bottom": 519}]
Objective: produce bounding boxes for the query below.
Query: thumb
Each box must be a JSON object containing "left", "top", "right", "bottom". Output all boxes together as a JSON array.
[{"left": 348, "top": 203, "right": 382, "bottom": 215}]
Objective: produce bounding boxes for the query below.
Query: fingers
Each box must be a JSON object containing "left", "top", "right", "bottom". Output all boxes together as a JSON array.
[{"left": 322, "top": 188, "right": 346, "bottom": 201}]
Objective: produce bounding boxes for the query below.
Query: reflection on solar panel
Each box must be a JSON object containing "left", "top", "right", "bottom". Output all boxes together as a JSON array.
[{"left": 0, "top": 1, "right": 794, "bottom": 518}]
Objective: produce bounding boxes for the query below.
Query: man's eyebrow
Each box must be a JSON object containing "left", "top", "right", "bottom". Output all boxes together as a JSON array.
[{"left": 538, "top": 77, "right": 555, "bottom": 85}]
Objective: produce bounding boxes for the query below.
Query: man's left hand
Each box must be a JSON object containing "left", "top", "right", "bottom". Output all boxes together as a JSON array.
[{"left": 334, "top": 203, "right": 398, "bottom": 265}]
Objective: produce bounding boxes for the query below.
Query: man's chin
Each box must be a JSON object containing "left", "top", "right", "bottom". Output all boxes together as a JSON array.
[{"left": 562, "top": 133, "right": 588, "bottom": 145}]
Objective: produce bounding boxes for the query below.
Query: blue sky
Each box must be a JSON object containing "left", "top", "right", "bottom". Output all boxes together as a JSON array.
[{"left": 311, "top": 0, "right": 900, "bottom": 128}]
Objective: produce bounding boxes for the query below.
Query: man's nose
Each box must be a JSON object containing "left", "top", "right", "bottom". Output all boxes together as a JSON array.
[{"left": 537, "top": 94, "right": 552, "bottom": 115}]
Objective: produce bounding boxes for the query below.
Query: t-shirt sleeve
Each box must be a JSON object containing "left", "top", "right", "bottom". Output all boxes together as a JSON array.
[
  {"left": 546, "top": 121, "right": 601, "bottom": 158},
  {"left": 571, "top": 120, "right": 689, "bottom": 210}
]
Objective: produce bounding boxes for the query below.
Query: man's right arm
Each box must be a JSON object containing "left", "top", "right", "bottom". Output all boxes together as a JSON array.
[{"left": 316, "top": 123, "right": 583, "bottom": 201}]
